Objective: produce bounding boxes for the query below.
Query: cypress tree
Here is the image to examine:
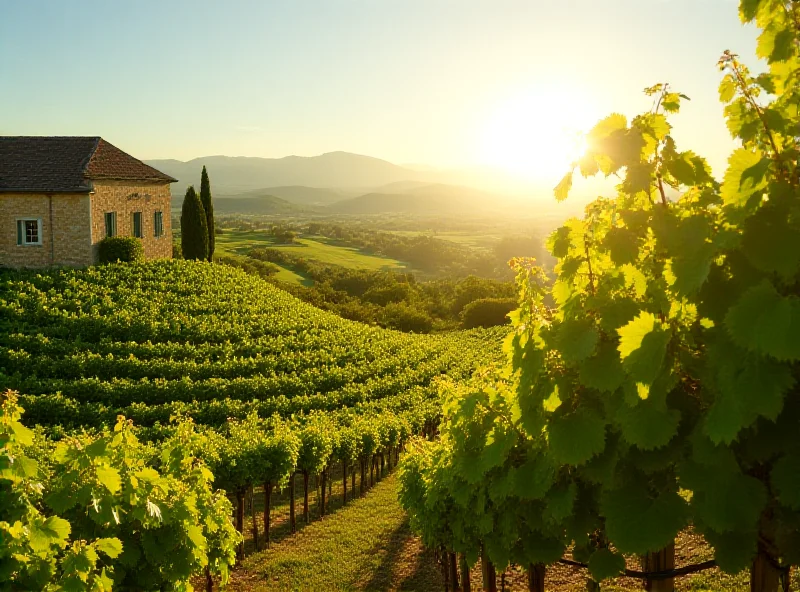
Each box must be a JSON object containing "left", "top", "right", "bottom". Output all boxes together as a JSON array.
[
  {"left": 180, "top": 185, "right": 209, "bottom": 261},
  {"left": 199, "top": 166, "right": 215, "bottom": 262}
]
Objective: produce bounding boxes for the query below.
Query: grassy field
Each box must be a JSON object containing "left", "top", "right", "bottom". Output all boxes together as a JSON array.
[
  {"left": 216, "top": 230, "right": 409, "bottom": 270},
  {"left": 229, "top": 473, "right": 440, "bottom": 592},
  {"left": 214, "top": 230, "right": 411, "bottom": 285}
]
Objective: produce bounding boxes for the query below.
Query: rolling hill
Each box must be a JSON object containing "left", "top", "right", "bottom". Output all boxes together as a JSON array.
[
  {"left": 326, "top": 183, "right": 516, "bottom": 215},
  {"left": 146, "top": 152, "right": 436, "bottom": 196}
]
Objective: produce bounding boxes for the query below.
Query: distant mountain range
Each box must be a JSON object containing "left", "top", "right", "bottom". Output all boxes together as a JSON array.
[
  {"left": 150, "top": 150, "right": 599, "bottom": 218},
  {"left": 147, "top": 152, "right": 442, "bottom": 196}
]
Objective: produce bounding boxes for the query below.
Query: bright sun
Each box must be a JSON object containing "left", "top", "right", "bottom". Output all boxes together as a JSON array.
[{"left": 478, "top": 87, "right": 598, "bottom": 182}]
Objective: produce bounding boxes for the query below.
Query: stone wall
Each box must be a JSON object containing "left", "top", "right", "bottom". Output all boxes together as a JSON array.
[
  {"left": 89, "top": 180, "right": 173, "bottom": 261},
  {"left": 0, "top": 193, "right": 92, "bottom": 267},
  {"left": 0, "top": 180, "right": 173, "bottom": 268}
]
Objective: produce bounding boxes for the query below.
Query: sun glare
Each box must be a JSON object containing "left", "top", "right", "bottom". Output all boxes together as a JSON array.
[{"left": 477, "top": 87, "right": 598, "bottom": 182}]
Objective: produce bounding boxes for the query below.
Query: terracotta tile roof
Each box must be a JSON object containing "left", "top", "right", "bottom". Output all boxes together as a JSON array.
[{"left": 0, "top": 136, "right": 177, "bottom": 193}]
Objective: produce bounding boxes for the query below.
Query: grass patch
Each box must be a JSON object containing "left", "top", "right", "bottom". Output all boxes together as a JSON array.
[
  {"left": 216, "top": 230, "right": 410, "bottom": 272},
  {"left": 229, "top": 474, "right": 439, "bottom": 592}
]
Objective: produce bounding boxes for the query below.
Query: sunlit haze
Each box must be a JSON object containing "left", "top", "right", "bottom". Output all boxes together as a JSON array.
[{"left": 1, "top": 0, "right": 759, "bottom": 192}]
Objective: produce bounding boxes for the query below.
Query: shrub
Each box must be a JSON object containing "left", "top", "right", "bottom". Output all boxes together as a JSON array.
[
  {"left": 380, "top": 303, "right": 433, "bottom": 333},
  {"left": 460, "top": 297, "right": 516, "bottom": 329},
  {"left": 97, "top": 236, "right": 144, "bottom": 264}
]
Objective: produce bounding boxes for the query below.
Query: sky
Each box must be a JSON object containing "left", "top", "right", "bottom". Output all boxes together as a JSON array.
[{"left": 0, "top": 0, "right": 760, "bottom": 187}]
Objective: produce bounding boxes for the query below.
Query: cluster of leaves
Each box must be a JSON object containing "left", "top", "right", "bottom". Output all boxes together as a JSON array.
[
  {"left": 1, "top": 389, "right": 240, "bottom": 590},
  {"left": 400, "top": 0, "right": 800, "bottom": 586}
]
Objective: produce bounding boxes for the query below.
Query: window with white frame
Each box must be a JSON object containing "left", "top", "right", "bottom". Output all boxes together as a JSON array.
[{"left": 16, "top": 218, "right": 42, "bottom": 246}]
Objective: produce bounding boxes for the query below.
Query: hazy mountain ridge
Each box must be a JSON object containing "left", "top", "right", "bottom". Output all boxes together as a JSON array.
[{"left": 147, "top": 151, "right": 442, "bottom": 196}]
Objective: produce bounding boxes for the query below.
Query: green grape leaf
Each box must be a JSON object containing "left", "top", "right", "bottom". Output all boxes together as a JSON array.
[
  {"left": 665, "top": 245, "right": 714, "bottom": 296},
  {"left": 554, "top": 171, "right": 574, "bottom": 201},
  {"left": 721, "top": 149, "right": 770, "bottom": 207},
  {"left": 29, "top": 516, "right": 71, "bottom": 552},
  {"left": 719, "top": 75, "right": 737, "bottom": 103},
  {"left": 557, "top": 319, "right": 599, "bottom": 364},
  {"left": 95, "top": 464, "right": 122, "bottom": 494},
  {"left": 588, "top": 548, "right": 626, "bottom": 582},
  {"left": 757, "top": 26, "right": 794, "bottom": 63},
  {"left": 544, "top": 482, "right": 577, "bottom": 524},
  {"left": 601, "top": 483, "right": 688, "bottom": 554},
  {"left": 579, "top": 342, "right": 626, "bottom": 393},
  {"left": 604, "top": 228, "right": 639, "bottom": 265},
  {"left": 588, "top": 113, "right": 628, "bottom": 141},
  {"left": 548, "top": 409, "right": 606, "bottom": 466},
  {"left": 548, "top": 226, "right": 572, "bottom": 258},
  {"left": 617, "top": 312, "right": 671, "bottom": 386},
  {"left": 741, "top": 205, "right": 800, "bottom": 280},
  {"left": 739, "top": 0, "right": 762, "bottom": 21},
  {"left": 725, "top": 281, "right": 800, "bottom": 361},
  {"left": 95, "top": 537, "right": 123, "bottom": 558},
  {"left": 522, "top": 534, "right": 565, "bottom": 566},
  {"left": 665, "top": 152, "right": 697, "bottom": 186},
  {"left": 705, "top": 347, "right": 794, "bottom": 444},
  {"left": 481, "top": 426, "right": 516, "bottom": 474},
  {"left": 682, "top": 453, "right": 767, "bottom": 534},
  {"left": 703, "top": 529, "right": 757, "bottom": 574},
  {"left": 598, "top": 297, "right": 640, "bottom": 333},
  {"left": 616, "top": 396, "right": 680, "bottom": 450},
  {"left": 513, "top": 456, "right": 555, "bottom": 501},
  {"left": 771, "top": 454, "right": 800, "bottom": 511}
]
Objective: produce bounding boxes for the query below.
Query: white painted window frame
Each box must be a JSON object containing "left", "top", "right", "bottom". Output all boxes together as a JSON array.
[{"left": 16, "top": 217, "right": 43, "bottom": 246}]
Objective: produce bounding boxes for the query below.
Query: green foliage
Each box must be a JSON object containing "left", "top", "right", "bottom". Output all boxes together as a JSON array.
[
  {"left": 200, "top": 166, "right": 215, "bottom": 262},
  {"left": 181, "top": 185, "right": 209, "bottom": 261},
  {"left": 400, "top": 1, "right": 800, "bottom": 584},
  {"left": 460, "top": 297, "right": 517, "bottom": 329},
  {"left": 1, "top": 389, "right": 239, "bottom": 590},
  {"left": 97, "top": 236, "right": 144, "bottom": 264}
]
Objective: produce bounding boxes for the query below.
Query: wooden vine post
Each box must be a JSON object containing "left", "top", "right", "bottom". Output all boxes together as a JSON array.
[
  {"left": 205, "top": 566, "right": 213, "bottom": 592},
  {"left": 289, "top": 472, "right": 296, "bottom": 534},
  {"left": 448, "top": 552, "right": 459, "bottom": 591},
  {"left": 235, "top": 489, "right": 245, "bottom": 559},
  {"left": 250, "top": 486, "right": 259, "bottom": 551},
  {"left": 342, "top": 463, "right": 348, "bottom": 504},
  {"left": 320, "top": 468, "right": 327, "bottom": 517},
  {"left": 642, "top": 544, "right": 675, "bottom": 592},
  {"left": 460, "top": 555, "right": 472, "bottom": 592},
  {"left": 527, "top": 564, "right": 545, "bottom": 592},
  {"left": 750, "top": 542, "right": 788, "bottom": 592},
  {"left": 303, "top": 470, "right": 310, "bottom": 524},
  {"left": 481, "top": 546, "right": 497, "bottom": 592},
  {"left": 263, "top": 481, "right": 273, "bottom": 548}
]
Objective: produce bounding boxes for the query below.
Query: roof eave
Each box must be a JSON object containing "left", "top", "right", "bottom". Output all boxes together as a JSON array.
[
  {"left": 86, "top": 175, "right": 178, "bottom": 184},
  {"left": 0, "top": 187, "right": 92, "bottom": 194}
]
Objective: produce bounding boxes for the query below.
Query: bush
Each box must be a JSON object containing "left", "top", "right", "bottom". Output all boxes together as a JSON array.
[
  {"left": 460, "top": 297, "right": 517, "bottom": 329},
  {"left": 380, "top": 303, "right": 433, "bottom": 333},
  {"left": 98, "top": 237, "right": 144, "bottom": 264}
]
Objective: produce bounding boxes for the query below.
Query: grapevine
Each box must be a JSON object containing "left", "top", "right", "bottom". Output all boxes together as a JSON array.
[{"left": 399, "top": 1, "right": 800, "bottom": 590}]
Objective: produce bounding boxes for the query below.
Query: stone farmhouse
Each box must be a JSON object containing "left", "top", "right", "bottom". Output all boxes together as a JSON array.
[{"left": 0, "top": 137, "right": 177, "bottom": 268}]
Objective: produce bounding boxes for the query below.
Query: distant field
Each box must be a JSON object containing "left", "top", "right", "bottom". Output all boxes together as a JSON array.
[
  {"left": 386, "top": 229, "right": 502, "bottom": 251},
  {"left": 215, "top": 230, "right": 411, "bottom": 285}
]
